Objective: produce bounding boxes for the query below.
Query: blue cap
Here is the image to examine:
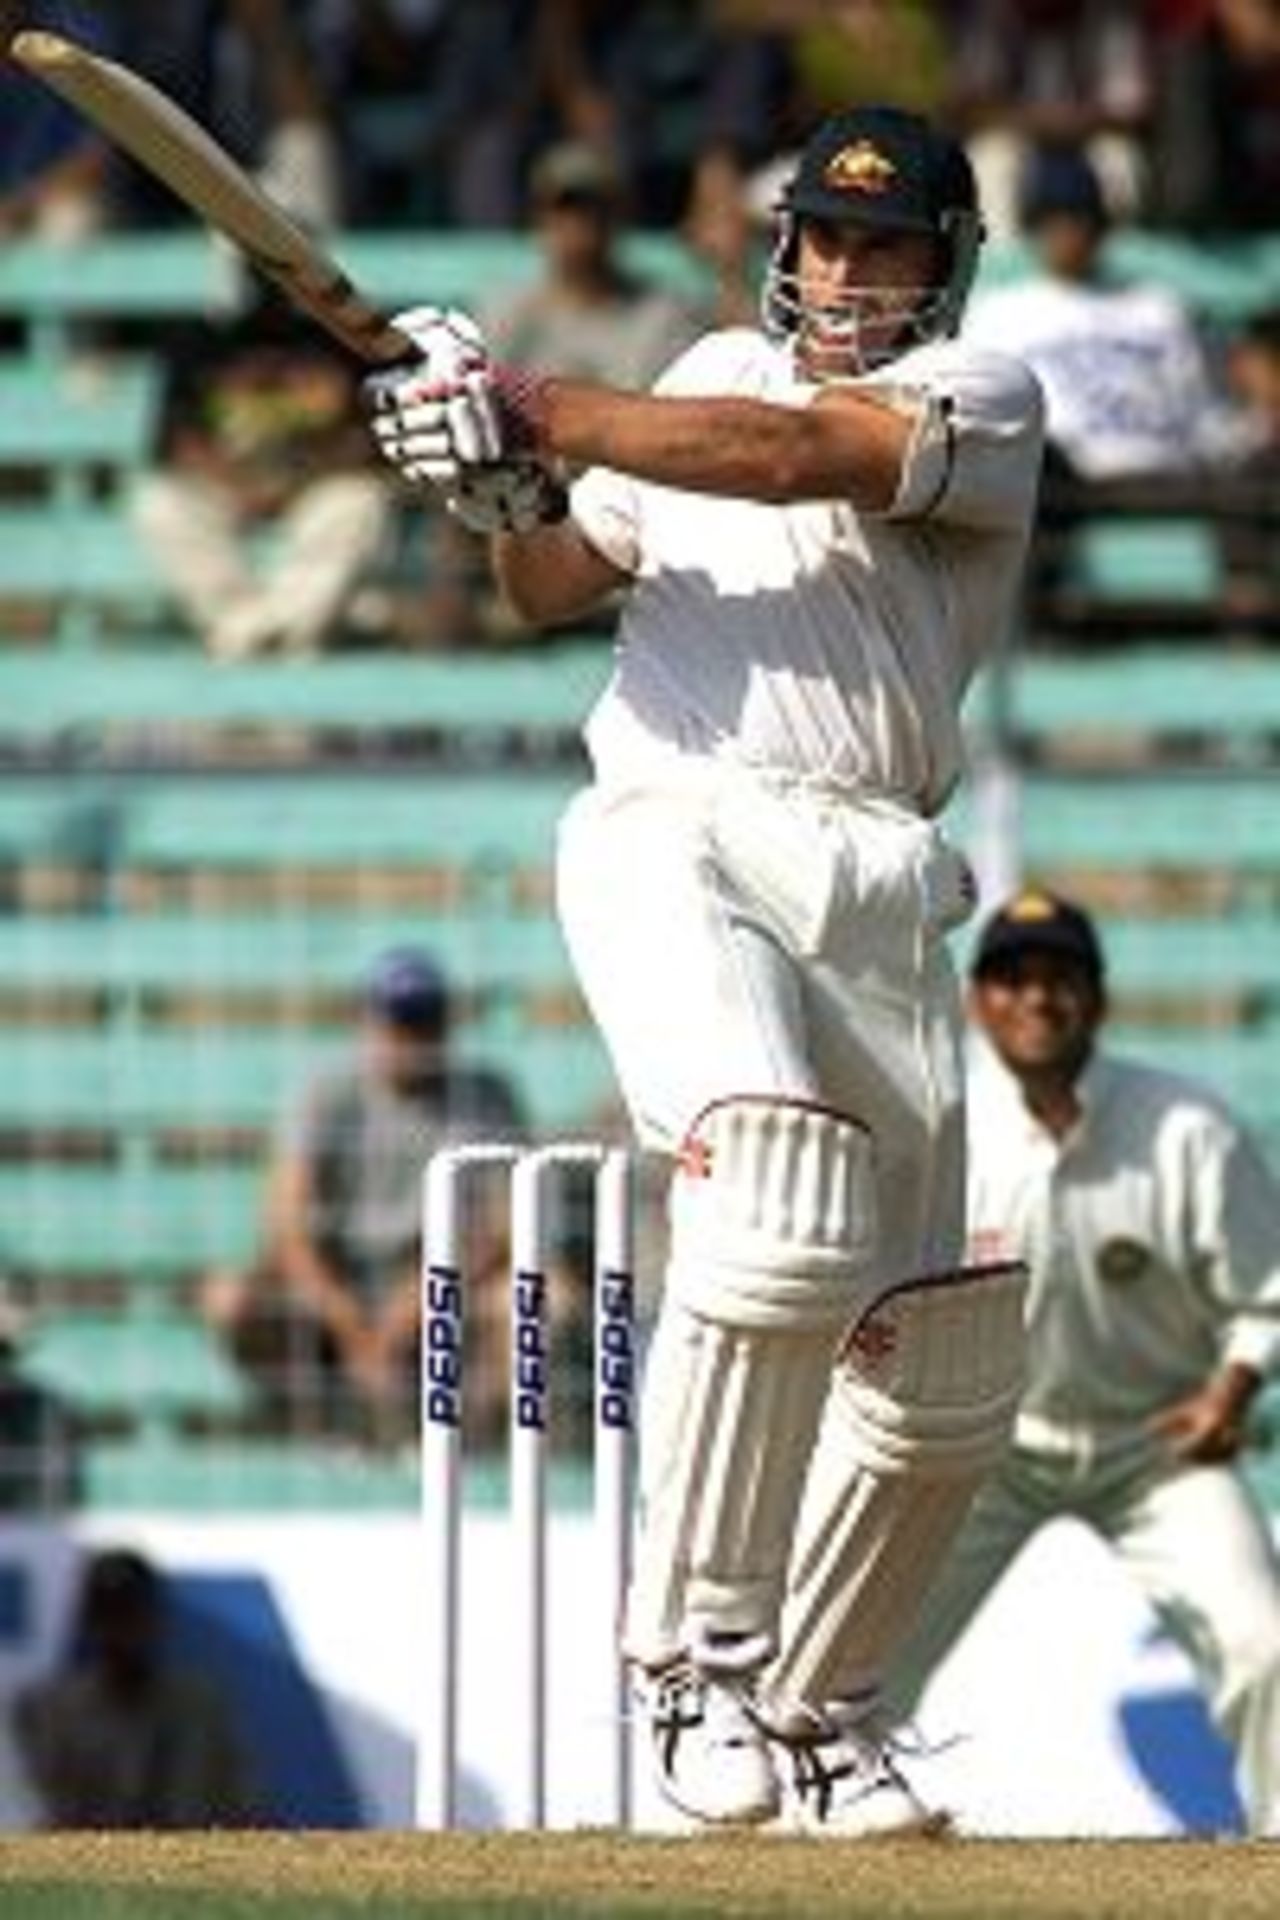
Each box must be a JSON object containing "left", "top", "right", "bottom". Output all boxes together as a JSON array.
[
  {"left": 972, "top": 890, "right": 1105, "bottom": 982},
  {"left": 365, "top": 948, "right": 449, "bottom": 1029},
  {"left": 1018, "top": 145, "right": 1108, "bottom": 230}
]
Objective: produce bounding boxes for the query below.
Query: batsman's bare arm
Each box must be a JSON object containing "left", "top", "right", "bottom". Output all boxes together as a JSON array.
[{"left": 493, "top": 380, "right": 915, "bottom": 627}]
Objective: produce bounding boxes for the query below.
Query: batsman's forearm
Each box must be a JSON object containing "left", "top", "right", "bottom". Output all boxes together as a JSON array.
[
  {"left": 491, "top": 517, "right": 625, "bottom": 628},
  {"left": 536, "top": 379, "right": 905, "bottom": 507}
]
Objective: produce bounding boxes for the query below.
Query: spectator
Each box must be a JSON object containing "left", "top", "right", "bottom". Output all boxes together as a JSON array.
[
  {"left": 947, "top": 0, "right": 1156, "bottom": 240},
  {"left": 486, "top": 140, "right": 704, "bottom": 396},
  {"left": 304, "top": 0, "right": 541, "bottom": 229},
  {"left": 881, "top": 889, "right": 1280, "bottom": 1836},
  {"left": 537, "top": 0, "right": 787, "bottom": 228},
  {"left": 202, "top": 948, "right": 547, "bottom": 1449},
  {"left": 432, "top": 138, "right": 706, "bottom": 643},
  {"left": 14, "top": 1547, "right": 264, "bottom": 1829},
  {"left": 783, "top": 0, "right": 953, "bottom": 123},
  {"left": 1217, "top": 306, "right": 1280, "bottom": 626},
  {"left": 964, "top": 145, "right": 1230, "bottom": 485},
  {"left": 1147, "top": 0, "right": 1280, "bottom": 234},
  {"left": 105, "top": 0, "right": 340, "bottom": 232},
  {"left": 131, "top": 281, "right": 395, "bottom": 660},
  {"left": 0, "top": 1290, "right": 81, "bottom": 1513},
  {"left": 961, "top": 143, "right": 1236, "bottom": 625},
  {"left": 0, "top": 2, "right": 115, "bottom": 241}
]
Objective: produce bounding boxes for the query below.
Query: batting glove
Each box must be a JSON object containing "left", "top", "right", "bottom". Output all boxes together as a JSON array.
[
  {"left": 388, "top": 304, "right": 490, "bottom": 385},
  {"left": 363, "top": 303, "right": 491, "bottom": 483},
  {"left": 368, "top": 364, "right": 553, "bottom": 480},
  {"left": 446, "top": 461, "right": 568, "bottom": 535}
]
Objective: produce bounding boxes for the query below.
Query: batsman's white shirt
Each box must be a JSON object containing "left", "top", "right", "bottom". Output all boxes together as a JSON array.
[
  {"left": 968, "top": 1044, "right": 1280, "bottom": 1437},
  {"left": 570, "top": 326, "right": 1043, "bottom": 815},
  {"left": 556, "top": 325, "right": 1043, "bottom": 1290}
]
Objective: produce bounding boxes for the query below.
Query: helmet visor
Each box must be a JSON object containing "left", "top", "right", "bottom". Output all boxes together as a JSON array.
[{"left": 764, "top": 267, "right": 957, "bottom": 379}]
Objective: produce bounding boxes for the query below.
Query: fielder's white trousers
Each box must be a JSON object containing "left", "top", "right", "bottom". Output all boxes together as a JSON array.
[{"left": 882, "top": 1434, "right": 1280, "bottom": 1836}]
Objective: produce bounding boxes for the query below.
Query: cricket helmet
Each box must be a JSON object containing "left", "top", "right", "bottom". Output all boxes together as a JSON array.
[{"left": 763, "top": 105, "right": 983, "bottom": 377}]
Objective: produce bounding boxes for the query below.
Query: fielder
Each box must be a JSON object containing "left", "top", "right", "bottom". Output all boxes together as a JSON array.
[
  {"left": 367, "top": 105, "right": 1044, "bottom": 1834},
  {"left": 882, "top": 891, "right": 1280, "bottom": 1835}
]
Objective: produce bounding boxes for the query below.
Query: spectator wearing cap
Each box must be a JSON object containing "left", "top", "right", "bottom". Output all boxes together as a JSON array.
[
  {"left": 482, "top": 139, "right": 705, "bottom": 394},
  {"left": 963, "top": 144, "right": 1233, "bottom": 487},
  {"left": 946, "top": 0, "right": 1156, "bottom": 242},
  {"left": 425, "top": 137, "right": 707, "bottom": 644},
  {"left": 877, "top": 887, "right": 1280, "bottom": 1835},
  {"left": 201, "top": 948, "right": 528, "bottom": 1446}
]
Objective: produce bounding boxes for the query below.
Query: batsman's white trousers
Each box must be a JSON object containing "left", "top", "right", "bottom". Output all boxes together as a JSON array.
[
  {"left": 557, "top": 764, "right": 982, "bottom": 1672},
  {"left": 882, "top": 1433, "right": 1280, "bottom": 1835},
  {"left": 557, "top": 764, "right": 975, "bottom": 1287}
]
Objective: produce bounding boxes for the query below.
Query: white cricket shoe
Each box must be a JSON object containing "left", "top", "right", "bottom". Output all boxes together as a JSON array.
[
  {"left": 776, "top": 1703, "right": 950, "bottom": 1838},
  {"left": 643, "top": 1658, "right": 781, "bottom": 1826}
]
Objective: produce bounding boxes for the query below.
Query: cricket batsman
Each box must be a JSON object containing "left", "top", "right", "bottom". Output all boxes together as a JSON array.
[{"left": 367, "top": 103, "right": 1044, "bottom": 1834}]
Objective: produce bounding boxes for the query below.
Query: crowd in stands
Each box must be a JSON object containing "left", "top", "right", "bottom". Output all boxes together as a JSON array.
[
  {"left": 3, "top": 2, "right": 1278, "bottom": 656},
  {"left": 5, "top": 3, "right": 1280, "bottom": 243}
]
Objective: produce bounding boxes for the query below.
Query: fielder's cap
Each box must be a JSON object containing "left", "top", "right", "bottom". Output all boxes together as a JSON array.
[
  {"left": 531, "top": 140, "right": 621, "bottom": 208},
  {"left": 1018, "top": 144, "right": 1108, "bottom": 231},
  {"left": 971, "top": 890, "right": 1105, "bottom": 981},
  {"left": 365, "top": 947, "right": 449, "bottom": 1029},
  {"left": 781, "top": 105, "right": 977, "bottom": 236}
]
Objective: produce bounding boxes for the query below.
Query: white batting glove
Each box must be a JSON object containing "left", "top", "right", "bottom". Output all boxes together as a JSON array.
[
  {"left": 364, "top": 304, "right": 491, "bottom": 486},
  {"left": 389, "top": 304, "right": 490, "bottom": 385},
  {"left": 368, "top": 364, "right": 552, "bottom": 485}
]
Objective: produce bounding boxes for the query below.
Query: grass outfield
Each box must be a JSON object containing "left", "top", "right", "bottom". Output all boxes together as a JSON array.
[{"left": 0, "top": 1834, "right": 1275, "bottom": 1920}]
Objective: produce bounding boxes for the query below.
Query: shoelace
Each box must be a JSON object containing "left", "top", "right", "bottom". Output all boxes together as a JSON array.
[
  {"left": 786, "top": 1726, "right": 903, "bottom": 1821},
  {"left": 648, "top": 1662, "right": 760, "bottom": 1773}
]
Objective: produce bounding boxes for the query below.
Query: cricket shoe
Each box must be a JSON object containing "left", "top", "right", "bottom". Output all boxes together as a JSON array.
[
  {"left": 774, "top": 1701, "right": 950, "bottom": 1839},
  {"left": 642, "top": 1644, "right": 781, "bottom": 1826}
]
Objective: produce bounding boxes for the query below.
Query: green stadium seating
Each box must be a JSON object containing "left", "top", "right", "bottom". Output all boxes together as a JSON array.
[
  {"left": 0, "top": 356, "right": 169, "bottom": 647},
  {"left": 1067, "top": 519, "right": 1223, "bottom": 606},
  {"left": 993, "top": 647, "right": 1280, "bottom": 749},
  {"left": 0, "top": 642, "right": 630, "bottom": 1497},
  {"left": 0, "top": 230, "right": 717, "bottom": 368},
  {"left": 0, "top": 641, "right": 611, "bottom": 743},
  {"left": 962, "top": 645, "right": 1280, "bottom": 1157}
]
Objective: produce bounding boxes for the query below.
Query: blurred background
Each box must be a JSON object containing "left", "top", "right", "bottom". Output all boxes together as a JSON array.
[{"left": 0, "top": 0, "right": 1278, "bottom": 1834}]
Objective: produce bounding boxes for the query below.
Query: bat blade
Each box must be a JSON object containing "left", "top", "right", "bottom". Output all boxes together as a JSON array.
[{"left": 9, "top": 29, "right": 410, "bottom": 366}]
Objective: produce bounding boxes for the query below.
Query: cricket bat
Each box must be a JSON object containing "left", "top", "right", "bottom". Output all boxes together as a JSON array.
[{"left": 8, "top": 29, "right": 412, "bottom": 367}]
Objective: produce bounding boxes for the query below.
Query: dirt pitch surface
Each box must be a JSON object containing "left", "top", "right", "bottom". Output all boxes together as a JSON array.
[{"left": 0, "top": 1832, "right": 1277, "bottom": 1920}]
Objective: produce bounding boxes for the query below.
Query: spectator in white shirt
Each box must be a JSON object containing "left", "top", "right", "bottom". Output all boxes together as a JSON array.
[
  {"left": 964, "top": 145, "right": 1229, "bottom": 485},
  {"left": 882, "top": 887, "right": 1280, "bottom": 1835}
]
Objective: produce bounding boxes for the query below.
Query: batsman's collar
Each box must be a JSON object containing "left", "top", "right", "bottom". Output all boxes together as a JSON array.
[{"left": 971, "top": 889, "right": 1105, "bottom": 981}]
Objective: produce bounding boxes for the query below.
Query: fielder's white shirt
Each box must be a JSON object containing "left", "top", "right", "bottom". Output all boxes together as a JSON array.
[
  {"left": 963, "top": 275, "right": 1228, "bottom": 480},
  {"left": 569, "top": 327, "right": 1044, "bottom": 816},
  {"left": 967, "top": 1045, "right": 1280, "bottom": 1436}
]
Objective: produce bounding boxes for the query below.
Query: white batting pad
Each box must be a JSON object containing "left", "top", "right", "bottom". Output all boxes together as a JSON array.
[
  {"left": 760, "top": 1259, "right": 1027, "bottom": 1725},
  {"left": 623, "top": 1299, "right": 836, "bottom": 1670},
  {"left": 667, "top": 1098, "right": 877, "bottom": 1329}
]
